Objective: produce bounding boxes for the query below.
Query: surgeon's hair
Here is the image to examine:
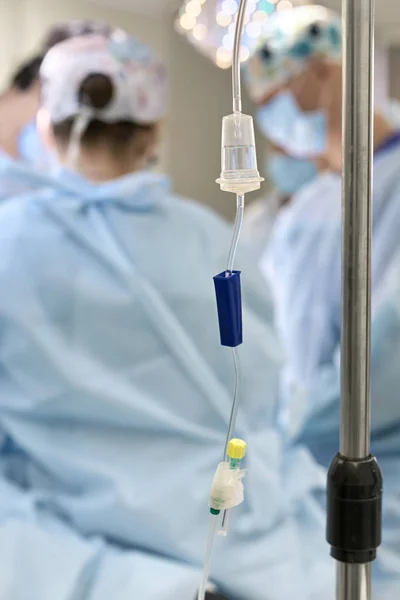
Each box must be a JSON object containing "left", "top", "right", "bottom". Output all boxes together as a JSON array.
[
  {"left": 42, "top": 21, "right": 113, "bottom": 53},
  {"left": 10, "top": 22, "right": 113, "bottom": 93},
  {"left": 11, "top": 55, "right": 43, "bottom": 91},
  {"left": 52, "top": 74, "right": 156, "bottom": 158}
]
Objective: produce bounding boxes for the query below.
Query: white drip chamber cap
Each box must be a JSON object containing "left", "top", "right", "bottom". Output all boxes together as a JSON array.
[{"left": 216, "top": 112, "right": 264, "bottom": 194}]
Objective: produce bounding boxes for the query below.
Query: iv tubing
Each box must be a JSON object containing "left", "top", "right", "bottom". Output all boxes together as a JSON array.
[
  {"left": 220, "top": 194, "right": 245, "bottom": 536},
  {"left": 197, "top": 517, "right": 218, "bottom": 600},
  {"left": 198, "top": 1, "right": 248, "bottom": 597},
  {"left": 224, "top": 194, "right": 245, "bottom": 463},
  {"left": 232, "top": 1, "right": 247, "bottom": 113},
  {"left": 219, "top": 345, "right": 241, "bottom": 536},
  {"left": 226, "top": 195, "right": 245, "bottom": 275},
  {"left": 223, "top": 346, "right": 241, "bottom": 458},
  {"left": 198, "top": 195, "right": 244, "bottom": 596}
]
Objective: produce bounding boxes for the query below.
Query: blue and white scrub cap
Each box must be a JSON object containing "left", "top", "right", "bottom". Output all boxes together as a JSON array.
[
  {"left": 40, "top": 30, "right": 167, "bottom": 125},
  {"left": 42, "top": 19, "right": 114, "bottom": 52},
  {"left": 244, "top": 5, "right": 341, "bottom": 104}
]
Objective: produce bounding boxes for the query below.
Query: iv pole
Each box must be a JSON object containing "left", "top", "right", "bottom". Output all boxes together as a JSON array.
[{"left": 327, "top": 1, "right": 383, "bottom": 599}]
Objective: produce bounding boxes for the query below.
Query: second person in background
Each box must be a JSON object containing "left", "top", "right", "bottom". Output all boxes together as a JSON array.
[{"left": 244, "top": 4, "right": 400, "bottom": 591}]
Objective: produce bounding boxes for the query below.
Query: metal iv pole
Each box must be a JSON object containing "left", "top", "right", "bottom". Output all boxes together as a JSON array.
[{"left": 326, "top": 1, "right": 383, "bottom": 599}]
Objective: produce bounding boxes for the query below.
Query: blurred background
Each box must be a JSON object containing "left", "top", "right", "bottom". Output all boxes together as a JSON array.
[{"left": 0, "top": 0, "right": 399, "bottom": 219}]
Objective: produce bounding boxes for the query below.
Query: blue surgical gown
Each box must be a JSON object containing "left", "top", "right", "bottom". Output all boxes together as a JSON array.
[
  {"left": 263, "top": 142, "right": 400, "bottom": 585},
  {"left": 0, "top": 165, "right": 335, "bottom": 600},
  {"left": 242, "top": 192, "right": 281, "bottom": 260},
  {"left": 0, "top": 150, "right": 53, "bottom": 200}
]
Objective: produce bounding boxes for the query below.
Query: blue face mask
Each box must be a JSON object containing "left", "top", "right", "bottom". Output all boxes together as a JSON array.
[
  {"left": 266, "top": 153, "right": 318, "bottom": 196},
  {"left": 257, "top": 90, "right": 327, "bottom": 158},
  {"left": 17, "top": 120, "right": 53, "bottom": 170}
]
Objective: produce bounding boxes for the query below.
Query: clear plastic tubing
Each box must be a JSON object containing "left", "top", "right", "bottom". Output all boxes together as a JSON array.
[
  {"left": 226, "top": 195, "right": 245, "bottom": 276},
  {"left": 198, "top": 196, "right": 244, "bottom": 595},
  {"left": 232, "top": 0, "right": 247, "bottom": 114},
  {"left": 220, "top": 191, "right": 245, "bottom": 540},
  {"left": 198, "top": 517, "right": 218, "bottom": 600},
  {"left": 197, "top": 1, "right": 249, "bottom": 597}
]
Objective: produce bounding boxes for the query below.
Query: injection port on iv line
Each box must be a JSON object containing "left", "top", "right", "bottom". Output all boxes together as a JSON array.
[{"left": 209, "top": 438, "right": 247, "bottom": 515}]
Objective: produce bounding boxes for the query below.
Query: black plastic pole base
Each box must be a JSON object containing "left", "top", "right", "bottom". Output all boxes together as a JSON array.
[{"left": 327, "top": 453, "right": 383, "bottom": 564}]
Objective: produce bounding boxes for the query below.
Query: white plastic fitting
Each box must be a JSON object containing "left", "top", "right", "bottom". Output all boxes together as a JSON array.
[
  {"left": 209, "top": 461, "right": 246, "bottom": 512},
  {"left": 216, "top": 112, "right": 264, "bottom": 194}
]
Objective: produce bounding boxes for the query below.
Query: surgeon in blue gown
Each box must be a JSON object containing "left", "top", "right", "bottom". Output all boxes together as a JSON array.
[
  {"left": 0, "top": 30, "right": 339, "bottom": 600},
  {"left": 244, "top": 4, "right": 400, "bottom": 588}
]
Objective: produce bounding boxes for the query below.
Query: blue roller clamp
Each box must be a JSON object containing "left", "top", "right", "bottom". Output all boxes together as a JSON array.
[{"left": 213, "top": 271, "right": 243, "bottom": 348}]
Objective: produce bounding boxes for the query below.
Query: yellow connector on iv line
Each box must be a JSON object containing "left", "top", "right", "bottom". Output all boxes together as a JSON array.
[{"left": 228, "top": 438, "right": 246, "bottom": 460}]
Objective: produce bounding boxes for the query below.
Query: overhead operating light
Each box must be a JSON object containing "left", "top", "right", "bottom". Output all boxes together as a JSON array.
[{"left": 175, "top": 0, "right": 310, "bottom": 68}]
